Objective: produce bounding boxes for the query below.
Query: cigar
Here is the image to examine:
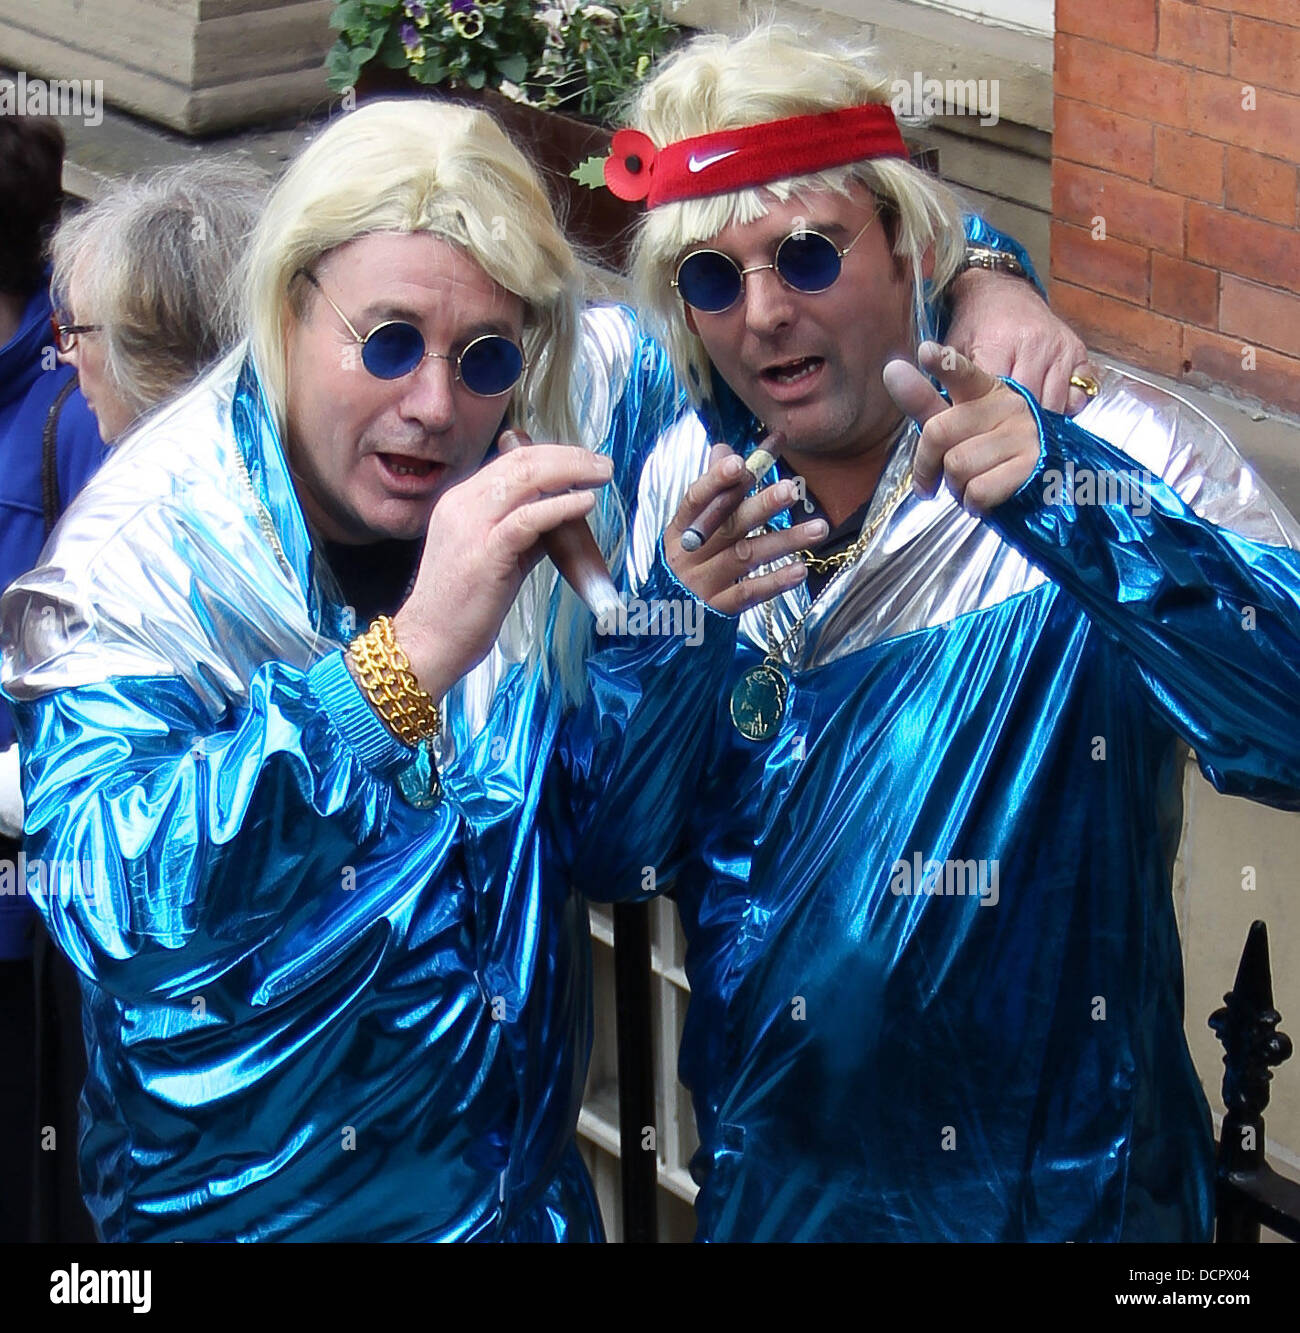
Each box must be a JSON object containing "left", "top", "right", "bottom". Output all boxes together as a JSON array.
[
  {"left": 681, "top": 431, "right": 786, "bottom": 552},
  {"left": 743, "top": 432, "right": 786, "bottom": 482},
  {"left": 498, "top": 429, "right": 624, "bottom": 623}
]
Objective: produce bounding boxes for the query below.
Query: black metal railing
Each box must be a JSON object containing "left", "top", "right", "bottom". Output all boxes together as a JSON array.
[{"left": 1210, "top": 919, "right": 1300, "bottom": 1242}]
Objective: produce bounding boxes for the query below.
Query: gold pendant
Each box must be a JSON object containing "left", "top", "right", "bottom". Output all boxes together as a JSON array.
[{"left": 730, "top": 660, "right": 789, "bottom": 742}]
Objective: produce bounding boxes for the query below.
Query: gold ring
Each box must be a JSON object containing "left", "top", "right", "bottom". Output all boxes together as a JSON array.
[{"left": 1070, "top": 373, "right": 1100, "bottom": 398}]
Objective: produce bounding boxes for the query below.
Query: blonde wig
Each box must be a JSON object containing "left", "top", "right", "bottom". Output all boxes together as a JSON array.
[
  {"left": 243, "top": 99, "right": 617, "bottom": 706},
  {"left": 627, "top": 23, "right": 969, "bottom": 403}
]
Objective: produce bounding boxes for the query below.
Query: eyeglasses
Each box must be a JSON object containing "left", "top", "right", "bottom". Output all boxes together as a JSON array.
[
  {"left": 50, "top": 316, "right": 103, "bottom": 354},
  {"left": 294, "top": 269, "right": 526, "bottom": 397},
  {"left": 671, "top": 214, "right": 879, "bottom": 314}
]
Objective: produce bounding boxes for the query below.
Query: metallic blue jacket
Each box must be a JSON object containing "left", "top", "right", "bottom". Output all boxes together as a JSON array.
[
  {"left": 617, "top": 360, "right": 1300, "bottom": 1242},
  {"left": 0, "top": 308, "right": 712, "bottom": 1242}
]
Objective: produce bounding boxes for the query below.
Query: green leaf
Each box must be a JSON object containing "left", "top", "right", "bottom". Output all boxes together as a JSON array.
[
  {"left": 466, "top": 67, "right": 487, "bottom": 90},
  {"left": 376, "top": 23, "right": 410, "bottom": 68},
  {"left": 325, "top": 40, "right": 368, "bottom": 91},
  {"left": 497, "top": 52, "right": 529, "bottom": 83},
  {"left": 328, "top": 2, "right": 366, "bottom": 35},
  {"left": 413, "top": 62, "right": 448, "bottom": 85},
  {"left": 570, "top": 153, "right": 610, "bottom": 189},
  {"left": 358, "top": 24, "right": 387, "bottom": 58}
]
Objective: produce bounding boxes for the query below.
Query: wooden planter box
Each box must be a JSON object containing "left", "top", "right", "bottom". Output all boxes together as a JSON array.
[{"left": 356, "top": 69, "right": 639, "bottom": 273}]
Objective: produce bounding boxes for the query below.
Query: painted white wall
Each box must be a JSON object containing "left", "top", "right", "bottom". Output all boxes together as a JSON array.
[{"left": 894, "top": 0, "right": 1054, "bottom": 36}]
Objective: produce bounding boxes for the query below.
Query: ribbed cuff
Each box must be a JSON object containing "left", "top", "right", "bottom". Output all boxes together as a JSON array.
[
  {"left": 307, "top": 650, "right": 413, "bottom": 778},
  {"left": 647, "top": 532, "right": 737, "bottom": 623}
]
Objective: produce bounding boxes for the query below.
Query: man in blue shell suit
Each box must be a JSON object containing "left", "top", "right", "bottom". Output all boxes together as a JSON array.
[{"left": 600, "top": 26, "right": 1300, "bottom": 1242}]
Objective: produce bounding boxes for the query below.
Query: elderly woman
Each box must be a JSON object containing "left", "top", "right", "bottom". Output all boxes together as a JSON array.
[{"left": 50, "top": 157, "right": 265, "bottom": 442}]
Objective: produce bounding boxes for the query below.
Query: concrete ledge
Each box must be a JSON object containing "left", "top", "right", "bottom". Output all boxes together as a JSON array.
[{"left": 0, "top": 0, "right": 331, "bottom": 134}]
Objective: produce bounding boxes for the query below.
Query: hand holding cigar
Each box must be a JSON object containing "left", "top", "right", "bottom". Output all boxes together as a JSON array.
[
  {"left": 681, "top": 430, "right": 788, "bottom": 552},
  {"left": 498, "top": 428, "right": 624, "bottom": 622},
  {"left": 665, "top": 435, "right": 829, "bottom": 617}
]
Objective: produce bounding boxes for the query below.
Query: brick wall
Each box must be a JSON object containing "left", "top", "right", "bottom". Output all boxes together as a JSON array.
[{"left": 1051, "top": 0, "right": 1300, "bottom": 416}]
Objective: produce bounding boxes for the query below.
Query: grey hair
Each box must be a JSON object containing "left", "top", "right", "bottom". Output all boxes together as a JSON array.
[{"left": 50, "top": 156, "right": 267, "bottom": 420}]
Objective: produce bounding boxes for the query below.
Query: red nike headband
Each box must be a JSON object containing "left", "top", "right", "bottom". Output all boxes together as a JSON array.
[{"left": 604, "top": 103, "right": 909, "bottom": 209}]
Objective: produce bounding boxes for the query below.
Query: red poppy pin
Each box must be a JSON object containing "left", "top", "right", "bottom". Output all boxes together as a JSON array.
[{"left": 604, "top": 130, "right": 657, "bottom": 202}]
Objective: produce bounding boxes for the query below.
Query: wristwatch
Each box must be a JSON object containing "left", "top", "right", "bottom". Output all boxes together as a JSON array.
[{"left": 961, "top": 245, "right": 1029, "bottom": 280}]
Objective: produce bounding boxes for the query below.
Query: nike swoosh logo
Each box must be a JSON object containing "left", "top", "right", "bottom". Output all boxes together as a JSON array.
[{"left": 687, "top": 149, "right": 739, "bottom": 173}]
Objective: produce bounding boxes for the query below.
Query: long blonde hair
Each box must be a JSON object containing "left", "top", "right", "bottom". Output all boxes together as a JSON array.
[
  {"left": 243, "top": 99, "right": 613, "bottom": 705},
  {"left": 628, "top": 24, "right": 968, "bottom": 403}
]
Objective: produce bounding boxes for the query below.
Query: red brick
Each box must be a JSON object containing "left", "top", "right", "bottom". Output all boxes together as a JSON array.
[
  {"left": 1187, "top": 202, "right": 1300, "bottom": 288},
  {"left": 1198, "top": 0, "right": 1300, "bottom": 21},
  {"left": 1055, "top": 34, "right": 1189, "bottom": 129},
  {"left": 1224, "top": 147, "right": 1297, "bottom": 226},
  {"left": 1231, "top": 17, "right": 1300, "bottom": 97},
  {"left": 1187, "top": 70, "right": 1300, "bottom": 155},
  {"left": 1182, "top": 326, "right": 1300, "bottom": 416},
  {"left": 1050, "top": 280, "right": 1185, "bottom": 377},
  {"left": 1152, "top": 127, "right": 1225, "bottom": 204},
  {"left": 1158, "top": 1, "right": 1230, "bottom": 73},
  {"left": 1150, "top": 253, "right": 1219, "bottom": 327},
  {"left": 1219, "top": 276, "right": 1300, "bottom": 360},
  {"left": 1059, "top": 0, "right": 1156, "bottom": 54},
  {"left": 1053, "top": 161, "right": 1185, "bottom": 256},
  {"left": 1054, "top": 98, "right": 1154, "bottom": 181},
  {"left": 1051, "top": 221, "right": 1150, "bottom": 304}
]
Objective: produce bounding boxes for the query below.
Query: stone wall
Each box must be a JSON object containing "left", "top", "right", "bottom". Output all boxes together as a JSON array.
[{"left": 0, "top": 0, "right": 332, "bottom": 134}]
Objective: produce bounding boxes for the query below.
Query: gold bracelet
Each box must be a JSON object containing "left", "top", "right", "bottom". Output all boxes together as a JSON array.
[{"left": 347, "top": 615, "right": 442, "bottom": 748}]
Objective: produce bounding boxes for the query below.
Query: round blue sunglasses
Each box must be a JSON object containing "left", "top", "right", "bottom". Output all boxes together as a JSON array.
[
  {"left": 295, "top": 268, "right": 526, "bottom": 396},
  {"left": 672, "top": 214, "right": 878, "bottom": 314}
]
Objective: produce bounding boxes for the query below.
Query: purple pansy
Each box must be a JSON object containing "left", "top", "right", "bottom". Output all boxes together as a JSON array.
[{"left": 400, "top": 21, "right": 426, "bottom": 59}]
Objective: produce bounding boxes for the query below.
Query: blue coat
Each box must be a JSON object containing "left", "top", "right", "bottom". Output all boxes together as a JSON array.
[
  {"left": 0, "top": 279, "right": 104, "bottom": 958},
  {"left": 0, "top": 310, "right": 724, "bottom": 1241},
  {"left": 611, "top": 358, "right": 1300, "bottom": 1241}
]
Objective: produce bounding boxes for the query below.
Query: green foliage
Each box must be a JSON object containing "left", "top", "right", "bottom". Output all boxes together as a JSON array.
[
  {"left": 326, "top": 0, "right": 546, "bottom": 95},
  {"left": 325, "top": 0, "right": 684, "bottom": 129},
  {"left": 529, "top": 2, "right": 682, "bottom": 126}
]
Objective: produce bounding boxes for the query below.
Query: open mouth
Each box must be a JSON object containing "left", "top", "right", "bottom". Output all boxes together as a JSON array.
[
  {"left": 378, "top": 453, "right": 437, "bottom": 478},
  {"left": 373, "top": 452, "right": 446, "bottom": 494},
  {"left": 761, "top": 355, "right": 824, "bottom": 386}
]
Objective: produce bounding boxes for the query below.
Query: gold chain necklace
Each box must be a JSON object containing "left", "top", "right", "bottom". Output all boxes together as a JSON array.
[{"left": 729, "top": 462, "right": 915, "bottom": 742}]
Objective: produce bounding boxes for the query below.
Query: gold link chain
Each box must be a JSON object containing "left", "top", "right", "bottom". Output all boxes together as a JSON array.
[
  {"left": 347, "top": 615, "right": 442, "bottom": 748},
  {"left": 764, "top": 464, "right": 915, "bottom": 666}
]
